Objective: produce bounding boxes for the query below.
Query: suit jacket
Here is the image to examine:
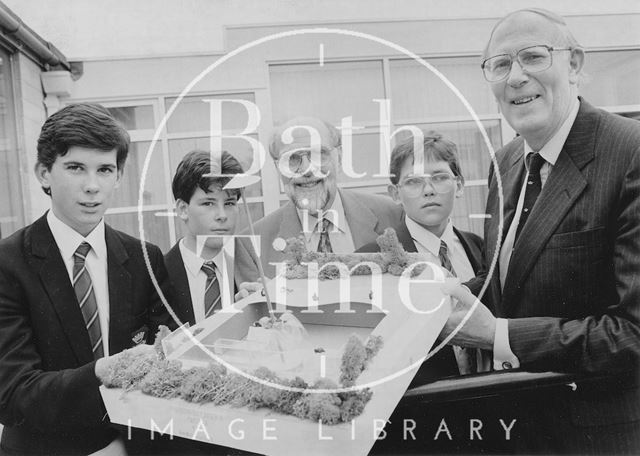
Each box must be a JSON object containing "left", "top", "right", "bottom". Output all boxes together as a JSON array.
[
  {"left": 248, "top": 189, "right": 403, "bottom": 277},
  {"left": 358, "top": 221, "right": 484, "bottom": 384},
  {"left": 478, "top": 99, "right": 640, "bottom": 442},
  {"left": 164, "top": 240, "right": 260, "bottom": 326},
  {"left": 0, "top": 214, "right": 174, "bottom": 455}
]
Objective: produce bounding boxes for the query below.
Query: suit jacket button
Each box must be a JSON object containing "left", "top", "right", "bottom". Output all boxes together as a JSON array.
[{"left": 502, "top": 361, "right": 513, "bottom": 370}]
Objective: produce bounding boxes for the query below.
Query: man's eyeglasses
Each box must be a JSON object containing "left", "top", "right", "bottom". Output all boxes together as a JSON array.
[
  {"left": 397, "top": 173, "right": 458, "bottom": 197},
  {"left": 282, "top": 148, "right": 335, "bottom": 173},
  {"left": 481, "top": 45, "right": 572, "bottom": 82}
]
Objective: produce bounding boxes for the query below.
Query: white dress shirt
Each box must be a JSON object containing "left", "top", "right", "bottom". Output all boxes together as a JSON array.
[
  {"left": 493, "top": 98, "right": 580, "bottom": 370},
  {"left": 405, "top": 216, "right": 475, "bottom": 281},
  {"left": 47, "top": 210, "right": 110, "bottom": 356},
  {"left": 178, "top": 239, "right": 231, "bottom": 323},
  {"left": 296, "top": 191, "right": 356, "bottom": 253}
]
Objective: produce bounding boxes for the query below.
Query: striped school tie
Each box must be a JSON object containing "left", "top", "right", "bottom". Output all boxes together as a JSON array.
[
  {"left": 202, "top": 261, "right": 221, "bottom": 318},
  {"left": 439, "top": 239, "right": 476, "bottom": 375},
  {"left": 73, "top": 242, "right": 104, "bottom": 359}
]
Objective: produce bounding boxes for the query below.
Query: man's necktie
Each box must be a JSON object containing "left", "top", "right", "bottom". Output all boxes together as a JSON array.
[
  {"left": 202, "top": 261, "right": 221, "bottom": 318},
  {"left": 439, "top": 240, "right": 476, "bottom": 375},
  {"left": 515, "top": 152, "right": 545, "bottom": 241},
  {"left": 73, "top": 242, "right": 104, "bottom": 359},
  {"left": 317, "top": 218, "right": 334, "bottom": 253}
]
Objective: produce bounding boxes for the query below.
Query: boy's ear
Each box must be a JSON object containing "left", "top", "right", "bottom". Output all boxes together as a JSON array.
[
  {"left": 175, "top": 199, "right": 189, "bottom": 221},
  {"left": 455, "top": 178, "right": 464, "bottom": 198},
  {"left": 114, "top": 168, "right": 123, "bottom": 189},
  {"left": 388, "top": 184, "right": 401, "bottom": 203},
  {"left": 34, "top": 163, "right": 51, "bottom": 191}
]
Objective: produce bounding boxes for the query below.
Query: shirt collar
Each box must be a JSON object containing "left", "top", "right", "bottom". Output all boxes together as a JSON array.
[
  {"left": 296, "top": 191, "right": 348, "bottom": 236},
  {"left": 523, "top": 97, "right": 580, "bottom": 168},
  {"left": 405, "top": 215, "right": 455, "bottom": 257},
  {"left": 179, "top": 238, "right": 223, "bottom": 277},
  {"left": 47, "top": 210, "right": 106, "bottom": 262}
]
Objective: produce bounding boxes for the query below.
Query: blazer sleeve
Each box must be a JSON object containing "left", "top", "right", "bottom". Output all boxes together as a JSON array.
[
  {"left": 507, "top": 146, "right": 640, "bottom": 373},
  {"left": 0, "top": 266, "right": 106, "bottom": 432},
  {"left": 146, "top": 242, "right": 179, "bottom": 336}
]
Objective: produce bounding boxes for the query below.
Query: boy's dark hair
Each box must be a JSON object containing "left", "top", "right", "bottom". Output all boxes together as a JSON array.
[
  {"left": 37, "top": 103, "right": 130, "bottom": 195},
  {"left": 389, "top": 130, "right": 464, "bottom": 185},
  {"left": 172, "top": 150, "right": 245, "bottom": 203}
]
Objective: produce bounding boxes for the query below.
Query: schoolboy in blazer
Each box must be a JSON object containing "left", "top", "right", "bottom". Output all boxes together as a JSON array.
[
  {"left": 165, "top": 150, "right": 261, "bottom": 326},
  {"left": 0, "top": 103, "right": 173, "bottom": 455}
]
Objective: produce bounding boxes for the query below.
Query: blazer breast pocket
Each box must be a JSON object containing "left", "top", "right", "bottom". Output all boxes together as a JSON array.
[{"left": 546, "top": 226, "right": 606, "bottom": 250}]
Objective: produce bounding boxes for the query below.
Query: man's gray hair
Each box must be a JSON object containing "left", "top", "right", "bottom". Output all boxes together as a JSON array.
[
  {"left": 269, "top": 117, "right": 341, "bottom": 159},
  {"left": 483, "top": 8, "right": 582, "bottom": 59}
]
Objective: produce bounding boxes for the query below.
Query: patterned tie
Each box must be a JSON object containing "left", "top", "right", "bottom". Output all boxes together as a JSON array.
[
  {"left": 317, "top": 218, "right": 334, "bottom": 253},
  {"left": 438, "top": 239, "right": 457, "bottom": 278},
  {"left": 439, "top": 240, "right": 476, "bottom": 375},
  {"left": 201, "top": 261, "right": 221, "bottom": 318},
  {"left": 73, "top": 242, "right": 104, "bottom": 359},
  {"left": 515, "top": 152, "right": 545, "bottom": 241}
]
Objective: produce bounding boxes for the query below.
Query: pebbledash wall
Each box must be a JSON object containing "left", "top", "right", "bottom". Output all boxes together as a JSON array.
[{"left": 2, "top": 2, "right": 639, "bottom": 251}]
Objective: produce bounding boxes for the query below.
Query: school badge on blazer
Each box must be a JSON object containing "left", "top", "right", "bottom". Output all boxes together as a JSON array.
[{"left": 131, "top": 325, "right": 148, "bottom": 346}]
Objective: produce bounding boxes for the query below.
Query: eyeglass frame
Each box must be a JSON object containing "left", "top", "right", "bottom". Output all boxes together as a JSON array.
[
  {"left": 275, "top": 146, "right": 339, "bottom": 178},
  {"left": 396, "top": 172, "right": 459, "bottom": 197},
  {"left": 481, "top": 44, "right": 573, "bottom": 82}
]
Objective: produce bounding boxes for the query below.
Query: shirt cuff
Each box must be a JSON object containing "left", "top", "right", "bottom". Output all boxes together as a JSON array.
[{"left": 493, "top": 318, "right": 520, "bottom": 370}]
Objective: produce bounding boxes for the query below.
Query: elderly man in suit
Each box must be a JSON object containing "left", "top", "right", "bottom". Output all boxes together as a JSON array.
[
  {"left": 249, "top": 116, "right": 403, "bottom": 277},
  {"left": 0, "top": 104, "right": 173, "bottom": 455},
  {"left": 441, "top": 8, "right": 640, "bottom": 453}
]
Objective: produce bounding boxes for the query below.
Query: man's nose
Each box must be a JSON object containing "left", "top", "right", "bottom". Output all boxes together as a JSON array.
[
  {"left": 506, "top": 59, "right": 529, "bottom": 87},
  {"left": 299, "top": 154, "right": 322, "bottom": 177}
]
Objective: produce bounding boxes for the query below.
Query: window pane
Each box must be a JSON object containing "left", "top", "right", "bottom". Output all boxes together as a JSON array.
[
  {"left": 111, "top": 141, "right": 167, "bottom": 208},
  {"left": 339, "top": 132, "right": 390, "bottom": 186},
  {"left": 393, "top": 120, "right": 502, "bottom": 181},
  {"left": 165, "top": 93, "right": 256, "bottom": 134},
  {"left": 581, "top": 50, "right": 640, "bottom": 107},
  {"left": 173, "top": 202, "right": 264, "bottom": 240},
  {"left": 107, "top": 105, "right": 155, "bottom": 130},
  {"left": 105, "top": 210, "right": 171, "bottom": 252},
  {"left": 451, "top": 185, "right": 487, "bottom": 237},
  {"left": 0, "top": 49, "right": 24, "bottom": 238},
  {"left": 168, "top": 137, "right": 263, "bottom": 198},
  {"left": 390, "top": 57, "right": 498, "bottom": 119},
  {"left": 270, "top": 61, "right": 385, "bottom": 126}
]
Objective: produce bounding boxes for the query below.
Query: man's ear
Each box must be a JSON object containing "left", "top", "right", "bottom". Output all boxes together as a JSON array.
[
  {"left": 175, "top": 199, "right": 189, "bottom": 221},
  {"left": 568, "top": 47, "right": 585, "bottom": 85},
  {"left": 34, "top": 163, "right": 51, "bottom": 191},
  {"left": 388, "top": 184, "right": 401, "bottom": 202}
]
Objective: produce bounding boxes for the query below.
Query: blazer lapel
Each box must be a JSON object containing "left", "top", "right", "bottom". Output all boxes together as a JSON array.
[
  {"left": 31, "top": 215, "right": 94, "bottom": 364},
  {"left": 485, "top": 143, "right": 526, "bottom": 310},
  {"left": 502, "top": 101, "right": 595, "bottom": 307},
  {"left": 454, "top": 227, "right": 480, "bottom": 273},
  {"left": 395, "top": 219, "right": 418, "bottom": 253},
  {"left": 105, "top": 226, "right": 133, "bottom": 355},
  {"left": 277, "top": 202, "right": 304, "bottom": 241},
  {"left": 340, "top": 189, "right": 380, "bottom": 248},
  {"left": 165, "top": 243, "right": 195, "bottom": 325},
  {"left": 486, "top": 143, "right": 526, "bottom": 267}
]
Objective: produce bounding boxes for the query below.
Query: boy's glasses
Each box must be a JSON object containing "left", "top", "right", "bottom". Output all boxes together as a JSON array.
[{"left": 398, "top": 173, "right": 457, "bottom": 197}]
